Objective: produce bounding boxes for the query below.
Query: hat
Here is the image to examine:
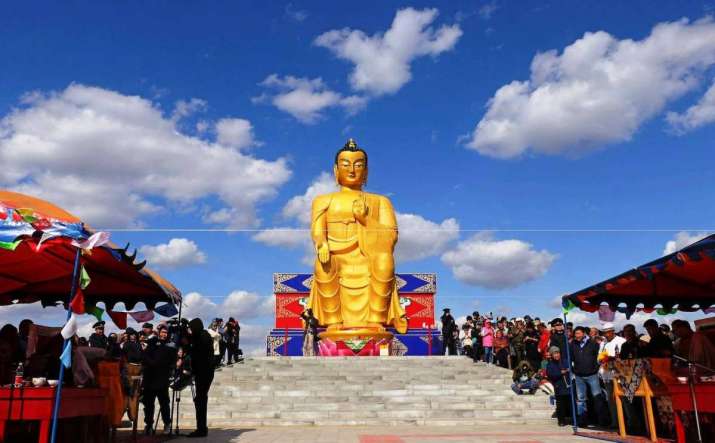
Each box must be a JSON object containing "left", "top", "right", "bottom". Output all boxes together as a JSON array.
[
  {"left": 93, "top": 321, "right": 105, "bottom": 329},
  {"left": 550, "top": 318, "right": 563, "bottom": 326},
  {"left": 442, "top": 308, "right": 451, "bottom": 313},
  {"left": 548, "top": 346, "right": 561, "bottom": 355},
  {"left": 142, "top": 323, "right": 153, "bottom": 329},
  {"left": 516, "top": 317, "right": 524, "bottom": 323},
  {"left": 602, "top": 322, "right": 615, "bottom": 332}
]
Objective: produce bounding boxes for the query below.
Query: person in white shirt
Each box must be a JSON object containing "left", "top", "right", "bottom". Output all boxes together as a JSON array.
[
  {"left": 207, "top": 319, "right": 222, "bottom": 367},
  {"left": 598, "top": 323, "right": 626, "bottom": 429}
]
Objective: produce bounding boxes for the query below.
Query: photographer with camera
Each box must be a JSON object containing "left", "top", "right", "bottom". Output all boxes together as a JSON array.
[
  {"left": 186, "top": 318, "right": 215, "bottom": 438},
  {"left": 142, "top": 324, "right": 177, "bottom": 435}
]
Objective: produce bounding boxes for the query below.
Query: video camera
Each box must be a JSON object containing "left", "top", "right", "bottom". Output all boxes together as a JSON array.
[{"left": 166, "top": 317, "right": 190, "bottom": 346}]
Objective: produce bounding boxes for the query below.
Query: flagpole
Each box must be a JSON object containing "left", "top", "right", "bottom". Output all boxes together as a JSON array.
[
  {"left": 50, "top": 247, "right": 82, "bottom": 443},
  {"left": 562, "top": 310, "right": 579, "bottom": 434}
]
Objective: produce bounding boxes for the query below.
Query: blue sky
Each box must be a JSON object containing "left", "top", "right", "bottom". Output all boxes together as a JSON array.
[{"left": 2, "top": 1, "right": 715, "bottom": 352}]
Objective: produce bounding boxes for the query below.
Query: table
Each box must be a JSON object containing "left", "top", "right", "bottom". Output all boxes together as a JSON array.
[
  {"left": 0, "top": 386, "right": 105, "bottom": 442},
  {"left": 664, "top": 381, "right": 715, "bottom": 443}
]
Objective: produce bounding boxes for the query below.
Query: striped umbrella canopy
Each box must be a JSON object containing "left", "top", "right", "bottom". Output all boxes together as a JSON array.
[
  {"left": 563, "top": 234, "right": 715, "bottom": 314},
  {"left": 0, "top": 190, "right": 180, "bottom": 310}
]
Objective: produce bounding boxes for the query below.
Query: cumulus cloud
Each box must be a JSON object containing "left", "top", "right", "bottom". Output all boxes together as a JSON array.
[
  {"left": 181, "top": 291, "right": 274, "bottom": 356},
  {"left": 663, "top": 231, "right": 711, "bottom": 255},
  {"left": 441, "top": 232, "right": 557, "bottom": 288},
  {"left": 395, "top": 214, "right": 459, "bottom": 262},
  {"left": 215, "top": 118, "right": 261, "bottom": 149},
  {"left": 315, "top": 7, "right": 462, "bottom": 96},
  {"left": 0, "top": 84, "right": 291, "bottom": 227},
  {"left": 139, "top": 238, "right": 207, "bottom": 269},
  {"left": 478, "top": 2, "right": 499, "bottom": 20},
  {"left": 466, "top": 17, "right": 715, "bottom": 158},
  {"left": 667, "top": 79, "right": 715, "bottom": 133},
  {"left": 253, "top": 172, "right": 459, "bottom": 264},
  {"left": 254, "top": 75, "right": 366, "bottom": 124}
]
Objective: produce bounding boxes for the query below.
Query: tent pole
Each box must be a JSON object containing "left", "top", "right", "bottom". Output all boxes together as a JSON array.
[
  {"left": 50, "top": 247, "right": 82, "bottom": 443},
  {"left": 563, "top": 311, "right": 579, "bottom": 434}
]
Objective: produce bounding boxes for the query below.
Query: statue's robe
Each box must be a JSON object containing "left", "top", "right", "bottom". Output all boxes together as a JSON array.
[{"left": 308, "top": 192, "right": 407, "bottom": 333}]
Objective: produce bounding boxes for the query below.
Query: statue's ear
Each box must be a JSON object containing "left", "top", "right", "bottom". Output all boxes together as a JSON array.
[{"left": 333, "top": 164, "right": 339, "bottom": 185}]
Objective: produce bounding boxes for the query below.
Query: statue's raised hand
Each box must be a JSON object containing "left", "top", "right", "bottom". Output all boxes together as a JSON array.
[
  {"left": 317, "top": 242, "right": 330, "bottom": 264},
  {"left": 352, "top": 195, "right": 368, "bottom": 224}
]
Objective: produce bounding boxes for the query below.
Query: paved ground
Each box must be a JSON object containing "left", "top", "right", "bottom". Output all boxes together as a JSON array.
[{"left": 160, "top": 424, "right": 598, "bottom": 443}]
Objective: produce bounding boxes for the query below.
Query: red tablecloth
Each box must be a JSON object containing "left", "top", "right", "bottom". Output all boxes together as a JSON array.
[
  {"left": 665, "top": 381, "right": 715, "bottom": 443},
  {"left": 0, "top": 386, "right": 105, "bottom": 442}
]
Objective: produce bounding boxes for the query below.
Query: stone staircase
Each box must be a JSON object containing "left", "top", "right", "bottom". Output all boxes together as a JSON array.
[{"left": 175, "top": 356, "right": 554, "bottom": 427}]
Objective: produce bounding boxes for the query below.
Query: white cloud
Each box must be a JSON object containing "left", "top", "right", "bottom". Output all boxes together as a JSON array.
[
  {"left": 254, "top": 172, "right": 458, "bottom": 264},
  {"left": 466, "top": 17, "right": 715, "bottom": 158},
  {"left": 181, "top": 291, "right": 274, "bottom": 356},
  {"left": 395, "top": 214, "right": 459, "bottom": 263},
  {"left": 0, "top": 84, "right": 291, "bottom": 227},
  {"left": 171, "top": 98, "right": 207, "bottom": 121},
  {"left": 215, "top": 118, "right": 261, "bottom": 150},
  {"left": 667, "top": 79, "right": 715, "bottom": 133},
  {"left": 478, "top": 2, "right": 499, "bottom": 20},
  {"left": 314, "top": 7, "right": 462, "bottom": 96},
  {"left": 441, "top": 232, "right": 557, "bottom": 288},
  {"left": 139, "top": 238, "right": 207, "bottom": 269},
  {"left": 254, "top": 75, "right": 366, "bottom": 124},
  {"left": 282, "top": 172, "right": 337, "bottom": 225},
  {"left": 663, "top": 231, "right": 711, "bottom": 255},
  {"left": 285, "top": 3, "right": 308, "bottom": 23}
]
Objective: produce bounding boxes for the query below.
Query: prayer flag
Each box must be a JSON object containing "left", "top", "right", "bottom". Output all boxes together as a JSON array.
[
  {"left": 61, "top": 313, "right": 78, "bottom": 339},
  {"left": 59, "top": 342, "right": 72, "bottom": 368},
  {"left": 154, "top": 303, "right": 178, "bottom": 318},
  {"left": 36, "top": 231, "right": 58, "bottom": 250},
  {"left": 561, "top": 298, "right": 576, "bottom": 313},
  {"left": 129, "top": 310, "right": 155, "bottom": 323},
  {"left": 87, "top": 305, "right": 104, "bottom": 322},
  {"left": 80, "top": 266, "right": 91, "bottom": 290},
  {"left": 107, "top": 310, "right": 127, "bottom": 329},
  {"left": 0, "top": 239, "right": 21, "bottom": 251},
  {"left": 72, "top": 231, "right": 110, "bottom": 250},
  {"left": 69, "top": 287, "right": 85, "bottom": 314},
  {"left": 598, "top": 306, "right": 615, "bottom": 322},
  {"left": 656, "top": 307, "right": 677, "bottom": 315}
]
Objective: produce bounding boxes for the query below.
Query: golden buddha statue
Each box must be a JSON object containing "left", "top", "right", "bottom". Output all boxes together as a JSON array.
[{"left": 307, "top": 139, "right": 407, "bottom": 337}]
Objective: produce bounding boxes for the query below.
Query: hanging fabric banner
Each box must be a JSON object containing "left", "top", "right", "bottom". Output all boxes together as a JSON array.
[
  {"left": 129, "top": 310, "right": 155, "bottom": 323},
  {"left": 154, "top": 303, "right": 178, "bottom": 318},
  {"left": 79, "top": 266, "right": 91, "bottom": 290},
  {"left": 69, "top": 287, "right": 85, "bottom": 315},
  {"left": 598, "top": 306, "right": 615, "bottom": 322},
  {"left": 60, "top": 313, "right": 78, "bottom": 339},
  {"left": 87, "top": 305, "right": 104, "bottom": 323},
  {"left": 71, "top": 231, "right": 110, "bottom": 250},
  {"left": 59, "top": 342, "right": 72, "bottom": 368},
  {"left": 107, "top": 310, "right": 128, "bottom": 329}
]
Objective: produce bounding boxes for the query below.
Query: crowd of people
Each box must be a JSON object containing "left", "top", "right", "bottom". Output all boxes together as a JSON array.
[
  {"left": 0, "top": 315, "right": 242, "bottom": 439},
  {"left": 440, "top": 308, "right": 715, "bottom": 432}
]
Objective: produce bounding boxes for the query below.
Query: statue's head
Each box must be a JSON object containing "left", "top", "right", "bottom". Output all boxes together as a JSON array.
[{"left": 334, "top": 138, "right": 368, "bottom": 189}]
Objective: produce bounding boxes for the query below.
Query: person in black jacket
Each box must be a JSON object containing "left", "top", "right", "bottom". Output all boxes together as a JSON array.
[
  {"left": 142, "top": 324, "right": 177, "bottom": 435},
  {"left": 187, "top": 318, "right": 215, "bottom": 438},
  {"left": 545, "top": 346, "right": 572, "bottom": 426},
  {"left": 440, "top": 308, "right": 456, "bottom": 355},
  {"left": 569, "top": 326, "right": 608, "bottom": 426}
]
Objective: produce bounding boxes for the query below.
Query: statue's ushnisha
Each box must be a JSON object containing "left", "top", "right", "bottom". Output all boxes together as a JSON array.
[{"left": 307, "top": 139, "right": 407, "bottom": 341}]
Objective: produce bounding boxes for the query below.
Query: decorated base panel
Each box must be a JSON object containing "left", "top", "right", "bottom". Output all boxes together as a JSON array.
[{"left": 269, "top": 272, "right": 437, "bottom": 357}]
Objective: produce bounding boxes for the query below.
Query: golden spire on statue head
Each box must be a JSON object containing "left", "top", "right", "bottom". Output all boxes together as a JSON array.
[{"left": 345, "top": 138, "right": 357, "bottom": 149}]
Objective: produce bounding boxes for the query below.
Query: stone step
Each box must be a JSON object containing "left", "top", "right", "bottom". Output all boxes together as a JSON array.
[{"left": 197, "top": 357, "right": 553, "bottom": 427}]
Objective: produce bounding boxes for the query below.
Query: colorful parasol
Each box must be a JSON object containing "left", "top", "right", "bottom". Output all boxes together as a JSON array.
[
  {"left": 0, "top": 190, "right": 181, "bottom": 310},
  {"left": 562, "top": 234, "right": 715, "bottom": 315}
]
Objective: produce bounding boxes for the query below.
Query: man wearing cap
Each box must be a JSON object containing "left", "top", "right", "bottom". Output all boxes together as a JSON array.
[
  {"left": 440, "top": 308, "right": 456, "bottom": 355},
  {"left": 598, "top": 323, "right": 626, "bottom": 429},
  {"left": 509, "top": 318, "right": 526, "bottom": 366},
  {"left": 570, "top": 326, "right": 609, "bottom": 426},
  {"left": 89, "top": 321, "right": 108, "bottom": 349},
  {"left": 548, "top": 318, "right": 567, "bottom": 355},
  {"left": 141, "top": 323, "right": 155, "bottom": 340},
  {"left": 545, "top": 346, "right": 571, "bottom": 426},
  {"left": 142, "top": 324, "right": 176, "bottom": 435}
]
